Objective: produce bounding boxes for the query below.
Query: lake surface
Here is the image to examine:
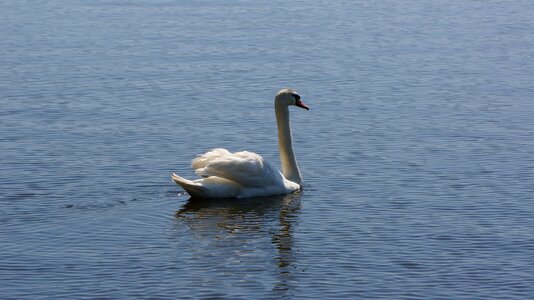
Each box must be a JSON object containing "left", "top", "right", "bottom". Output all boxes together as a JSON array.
[{"left": 2, "top": 0, "right": 534, "bottom": 299}]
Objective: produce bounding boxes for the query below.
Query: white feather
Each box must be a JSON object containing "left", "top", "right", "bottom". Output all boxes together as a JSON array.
[{"left": 194, "top": 150, "right": 280, "bottom": 187}]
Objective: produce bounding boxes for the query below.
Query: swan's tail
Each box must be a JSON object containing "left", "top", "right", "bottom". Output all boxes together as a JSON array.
[{"left": 171, "top": 173, "right": 205, "bottom": 198}]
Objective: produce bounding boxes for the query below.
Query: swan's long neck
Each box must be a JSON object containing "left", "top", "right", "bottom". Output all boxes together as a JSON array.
[{"left": 275, "top": 101, "right": 303, "bottom": 185}]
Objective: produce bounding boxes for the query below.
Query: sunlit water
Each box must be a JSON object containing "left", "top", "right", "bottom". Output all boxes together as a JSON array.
[{"left": 2, "top": 0, "right": 534, "bottom": 299}]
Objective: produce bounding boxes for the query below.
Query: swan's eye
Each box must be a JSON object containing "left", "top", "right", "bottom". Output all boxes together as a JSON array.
[{"left": 291, "top": 93, "right": 301, "bottom": 101}]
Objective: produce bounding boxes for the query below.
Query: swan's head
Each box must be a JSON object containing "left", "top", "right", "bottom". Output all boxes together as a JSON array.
[{"left": 275, "top": 88, "right": 309, "bottom": 110}]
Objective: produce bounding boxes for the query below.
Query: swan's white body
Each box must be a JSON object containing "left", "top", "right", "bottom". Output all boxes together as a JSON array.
[{"left": 172, "top": 88, "right": 309, "bottom": 199}]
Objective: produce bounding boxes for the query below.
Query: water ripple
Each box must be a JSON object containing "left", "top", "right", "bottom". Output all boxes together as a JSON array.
[{"left": 2, "top": 0, "right": 534, "bottom": 298}]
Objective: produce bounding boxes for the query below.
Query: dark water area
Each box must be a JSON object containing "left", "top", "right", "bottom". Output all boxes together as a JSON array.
[{"left": 2, "top": 0, "right": 534, "bottom": 299}]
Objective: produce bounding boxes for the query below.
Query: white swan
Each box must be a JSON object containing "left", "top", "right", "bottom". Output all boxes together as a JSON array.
[{"left": 172, "top": 88, "right": 309, "bottom": 199}]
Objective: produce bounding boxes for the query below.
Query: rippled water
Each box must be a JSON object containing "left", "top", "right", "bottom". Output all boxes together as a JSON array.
[{"left": 2, "top": 0, "right": 534, "bottom": 299}]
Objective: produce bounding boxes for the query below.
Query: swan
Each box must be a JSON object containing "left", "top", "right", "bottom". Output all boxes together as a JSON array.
[{"left": 171, "top": 88, "right": 309, "bottom": 199}]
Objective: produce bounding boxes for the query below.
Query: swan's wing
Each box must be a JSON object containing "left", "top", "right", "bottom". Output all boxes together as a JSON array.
[
  {"left": 194, "top": 150, "right": 283, "bottom": 187},
  {"left": 191, "top": 148, "right": 232, "bottom": 171}
]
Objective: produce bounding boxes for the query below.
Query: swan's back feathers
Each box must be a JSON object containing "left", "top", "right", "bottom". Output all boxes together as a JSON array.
[
  {"left": 192, "top": 149, "right": 284, "bottom": 188},
  {"left": 191, "top": 148, "right": 231, "bottom": 170}
]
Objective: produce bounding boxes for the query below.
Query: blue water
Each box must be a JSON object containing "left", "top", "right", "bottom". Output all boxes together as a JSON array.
[{"left": 2, "top": 0, "right": 534, "bottom": 299}]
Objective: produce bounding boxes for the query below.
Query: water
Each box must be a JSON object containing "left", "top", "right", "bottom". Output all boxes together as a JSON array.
[{"left": 2, "top": 0, "right": 534, "bottom": 298}]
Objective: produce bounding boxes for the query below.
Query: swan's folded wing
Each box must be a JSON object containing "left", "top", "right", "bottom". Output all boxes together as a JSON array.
[
  {"left": 194, "top": 151, "right": 283, "bottom": 187},
  {"left": 191, "top": 148, "right": 232, "bottom": 170}
]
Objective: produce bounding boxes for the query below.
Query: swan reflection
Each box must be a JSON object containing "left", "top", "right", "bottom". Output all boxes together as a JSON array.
[{"left": 175, "top": 192, "right": 302, "bottom": 296}]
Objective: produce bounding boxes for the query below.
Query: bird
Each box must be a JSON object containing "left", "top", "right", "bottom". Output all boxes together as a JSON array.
[{"left": 171, "top": 88, "right": 309, "bottom": 199}]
